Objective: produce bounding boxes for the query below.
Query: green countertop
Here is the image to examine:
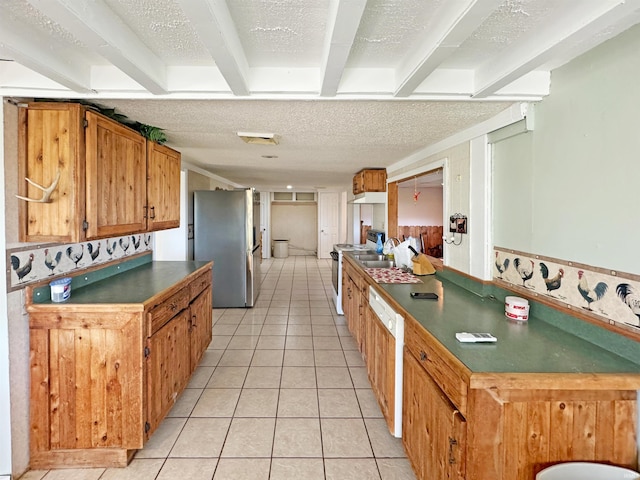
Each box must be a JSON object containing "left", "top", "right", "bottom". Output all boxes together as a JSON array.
[
  {"left": 368, "top": 269, "right": 640, "bottom": 375},
  {"left": 32, "top": 260, "right": 211, "bottom": 305}
]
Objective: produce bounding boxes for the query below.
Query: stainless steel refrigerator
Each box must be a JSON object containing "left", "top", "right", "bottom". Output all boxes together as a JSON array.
[{"left": 194, "top": 189, "right": 261, "bottom": 308}]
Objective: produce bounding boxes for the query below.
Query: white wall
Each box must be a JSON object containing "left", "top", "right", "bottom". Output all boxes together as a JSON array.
[
  {"left": 494, "top": 23, "right": 640, "bottom": 275},
  {"left": 398, "top": 187, "right": 443, "bottom": 226},
  {"left": 371, "top": 204, "right": 386, "bottom": 231},
  {"left": 493, "top": 130, "right": 534, "bottom": 251},
  {"left": 0, "top": 98, "right": 12, "bottom": 478},
  {"left": 153, "top": 170, "right": 188, "bottom": 261},
  {"left": 271, "top": 203, "right": 318, "bottom": 255},
  {"left": 389, "top": 24, "right": 640, "bottom": 280},
  {"left": 2, "top": 100, "right": 32, "bottom": 478},
  {"left": 185, "top": 168, "right": 237, "bottom": 260}
]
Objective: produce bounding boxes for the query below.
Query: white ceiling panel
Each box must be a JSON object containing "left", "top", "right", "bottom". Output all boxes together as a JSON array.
[
  {"left": 0, "top": 0, "right": 105, "bottom": 65},
  {"left": 102, "top": 0, "right": 213, "bottom": 65},
  {"left": 227, "top": 0, "right": 330, "bottom": 67},
  {"left": 348, "top": 0, "right": 442, "bottom": 68}
]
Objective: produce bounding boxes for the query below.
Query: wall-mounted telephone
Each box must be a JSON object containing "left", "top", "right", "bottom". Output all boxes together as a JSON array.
[{"left": 449, "top": 214, "right": 467, "bottom": 234}]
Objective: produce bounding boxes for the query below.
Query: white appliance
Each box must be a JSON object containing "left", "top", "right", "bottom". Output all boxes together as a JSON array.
[
  {"left": 330, "top": 231, "right": 385, "bottom": 315},
  {"left": 368, "top": 285, "right": 404, "bottom": 438}
]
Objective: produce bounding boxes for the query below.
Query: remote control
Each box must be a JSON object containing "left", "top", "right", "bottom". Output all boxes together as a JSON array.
[{"left": 455, "top": 332, "right": 497, "bottom": 343}]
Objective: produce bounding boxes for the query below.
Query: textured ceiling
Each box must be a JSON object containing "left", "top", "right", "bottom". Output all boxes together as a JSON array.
[
  {"left": 102, "top": 0, "right": 212, "bottom": 65},
  {"left": 228, "top": 0, "right": 329, "bottom": 67},
  {"left": 103, "top": 99, "right": 510, "bottom": 189},
  {"left": 349, "top": 0, "right": 441, "bottom": 68},
  {"left": 1, "top": 0, "right": 639, "bottom": 190}
]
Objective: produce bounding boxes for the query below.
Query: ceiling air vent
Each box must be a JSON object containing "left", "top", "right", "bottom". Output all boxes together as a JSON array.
[{"left": 237, "top": 131, "right": 279, "bottom": 145}]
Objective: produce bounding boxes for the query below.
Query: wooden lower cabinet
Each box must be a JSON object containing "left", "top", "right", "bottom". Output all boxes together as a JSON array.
[
  {"left": 343, "top": 262, "right": 366, "bottom": 355},
  {"left": 465, "top": 386, "right": 638, "bottom": 479},
  {"left": 365, "top": 303, "right": 394, "bottom": 431},
  {"left": 402, "top": 314, "right": 639, "bottom": 480},
  {"left": 28, "top": 266, "right": 212, "bottom": 469},
  {"left": 146, "top": 309, "right": 191, "bottom": 438},
  {"left": 189, "top": 286, "right": 213, "bottom": 371},
  {"left": 403, "top": 349, "right": 466, "bottom": 480},
  {"left": 340, "top": 262, "right": 638, "bottom": 479},
  {"left": 343, "top": 265, "right": 357, "bottom": 337},
  {"left": 29, "top": 311, "right": 146, "bottom": 468}
]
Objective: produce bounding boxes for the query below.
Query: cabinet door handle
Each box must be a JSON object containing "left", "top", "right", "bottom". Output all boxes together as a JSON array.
[
  {"left": 170, "top": 302, "right": 177, "bottom": 311},
  {"left": 448, "top": 437, "right": 458, "bottom": 464},
  {"left": 420, "top": 350, "right": 428, "bottom": 361},
  {"left": 143, "top": 205, "right": 148, "bottom": 219},
  {"left": 150, "top": 206, "right": 156, "bottom": 219},
  {"left": 191, "top": 314, "right": 197, "bottom": 327}
]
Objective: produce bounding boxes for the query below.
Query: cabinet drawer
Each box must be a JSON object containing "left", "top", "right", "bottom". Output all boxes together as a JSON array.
[
  {"left": 404, "top": 316, "right": 468, "bottom": 414},
  {"left": 189, "top": 270, "right": 211, "bottom": 300},
  {"left": 147, "top": 288, "right": 189, "bottom": 336},
  {"left": 344, "top": 261, "right": 366, "bottom": 296}
]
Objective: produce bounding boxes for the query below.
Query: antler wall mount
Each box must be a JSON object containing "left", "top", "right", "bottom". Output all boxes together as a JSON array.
[{"left": 16, "top": 169, "right": 61, "bottom": 203}]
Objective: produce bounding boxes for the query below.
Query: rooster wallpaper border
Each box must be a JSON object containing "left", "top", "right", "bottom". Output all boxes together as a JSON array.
[
  {"left": 6, "top": 234, "right": 153, "bottom": 292},
  {"left": 494, "top": 247, "right": 640, "bottom": 334}
]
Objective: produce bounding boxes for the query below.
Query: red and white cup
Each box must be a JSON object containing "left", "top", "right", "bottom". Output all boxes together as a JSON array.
[{"left": 505, "top": 296, "right": 529, "bottom": 322}]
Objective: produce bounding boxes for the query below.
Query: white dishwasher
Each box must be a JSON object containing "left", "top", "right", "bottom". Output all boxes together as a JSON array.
[{"left": 368, "top": 286, "right": 404, "bottom": 438}]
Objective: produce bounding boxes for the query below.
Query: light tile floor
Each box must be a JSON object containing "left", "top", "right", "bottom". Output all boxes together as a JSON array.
[{"left": 20, "top": 257, "right": 416, "bottom": 480}]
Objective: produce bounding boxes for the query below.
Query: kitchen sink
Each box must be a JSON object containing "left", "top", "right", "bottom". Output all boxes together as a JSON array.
[
  {"left": 354, "top": 254, "right": 387, "bottom": 261},
  {"left": 360, "top": 260, "right": 395, "bottom": 268}
]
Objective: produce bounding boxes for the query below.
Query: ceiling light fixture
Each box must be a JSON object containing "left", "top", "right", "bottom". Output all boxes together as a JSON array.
[
  {"left": 286, "top": 185, "right": 293, "bottom": 189},
  {"left": 237, "top": 131, "right": 279, "bottom": 145},
  {"left": 261, "top": 155, "right": 278, "bottom": 159}
]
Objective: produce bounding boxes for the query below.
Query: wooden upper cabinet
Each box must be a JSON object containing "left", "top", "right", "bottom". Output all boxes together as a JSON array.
[
  {"left": 146, "top": 141, "right": 181, "bottom": 231},
  {"left": 353, "top": 168, "right": 387, "bottom": 194},
  {"left": 18, "top": 103, "right": 86, "bottom": 243},
  {"left": 85, "top": 110, "right": 147, "bottom": 239},
  {"left": 18, "top": 102, "right": 181, "bottom": 242}
]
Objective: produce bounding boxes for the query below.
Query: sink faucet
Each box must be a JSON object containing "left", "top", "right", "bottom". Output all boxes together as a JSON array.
[
  {"left": 384, "top": 237, "right": 400, "bottom": 249},
  {"left": 383, "top": 238, "right": 400, "bottom": 260}
]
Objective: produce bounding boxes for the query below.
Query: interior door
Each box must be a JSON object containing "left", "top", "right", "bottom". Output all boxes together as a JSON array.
[
  {"left": 318, "top": 192, "right": 339, "bottom": 258},
  {"left": 260, "top": 191, "right": 270, "bottom": 258}
]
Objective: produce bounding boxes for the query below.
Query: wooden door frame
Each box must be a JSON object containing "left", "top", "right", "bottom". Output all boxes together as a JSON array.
[
  {"left": 386, "top": 164, "right": 445, "bottom": 241},
  {"left": 387, "top": 182, "right": 398, "bottom": 241}
]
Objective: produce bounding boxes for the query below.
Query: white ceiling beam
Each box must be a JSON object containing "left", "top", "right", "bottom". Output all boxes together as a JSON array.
[
  {"left": 320, "top": 0, "right": 368, "bottom": 97},
  {"left": 0, "top": 14, "right": 92, "bottom": 93},
  {"left": 25, "top": 0, "right": 167, "bottom": 94},
  {"left": 176, "top": 0, "right": 250, "bottom": 96},
  {"left": 395, "top": 0, "right": 501, "bottom": 97},
  {"left": 473, "top": 0, "right": 639, "bottom": 98}
]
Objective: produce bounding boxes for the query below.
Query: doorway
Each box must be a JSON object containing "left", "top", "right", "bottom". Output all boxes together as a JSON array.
[
  {"left": 390, "top": 169, "right": 444, "bottom": 258},
  {"left": 271, "top": 201, "right": 318, "bottom": 256},
  {"left": 318, "top": 191, "right": 339, "bottom": 258}
]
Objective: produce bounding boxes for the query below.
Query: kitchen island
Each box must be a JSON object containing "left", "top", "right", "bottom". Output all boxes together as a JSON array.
[
  {"left": 342, "top": 253, "right": 640, "bottom": 480},
  {"left": 26, "top": 257, "right": 213, "bottom": 469}
]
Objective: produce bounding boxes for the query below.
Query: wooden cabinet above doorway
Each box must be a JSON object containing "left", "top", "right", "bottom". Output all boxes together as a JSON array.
[{"left": 353, "top": 168, "right": 387, "bottom": 195}]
